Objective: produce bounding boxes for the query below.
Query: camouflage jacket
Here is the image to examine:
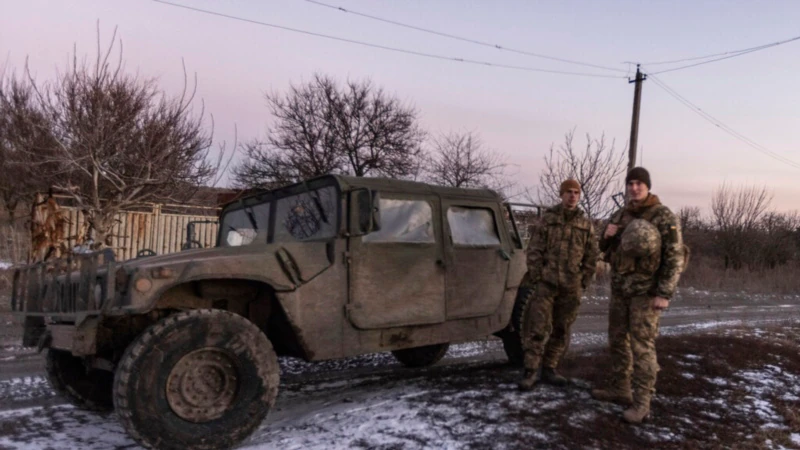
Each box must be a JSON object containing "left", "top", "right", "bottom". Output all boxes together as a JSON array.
[
  {"left": 526, "top": 204, "right": 599, "bottom": 291},
  {"left": 600, "top": 194, "right": 684, "bottom": 300}
]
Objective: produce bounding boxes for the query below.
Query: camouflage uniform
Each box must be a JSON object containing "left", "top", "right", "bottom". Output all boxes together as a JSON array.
[
  {"left": 599, "top": 194, "right": 684, "bottom": 408},
  {"left": 522, "top": 204, "right": 599, "bottom": 372}
]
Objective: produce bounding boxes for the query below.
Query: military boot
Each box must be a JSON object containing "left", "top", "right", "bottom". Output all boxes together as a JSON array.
[
  {"left": 622, "top": 404, "right": 650, "bottom": 424},
  {"left": 518, "top": 369, "right": 540, "bottom": 391},
  {"left": 541, "top": 367, "right": 568, "bottom": 386},
  {"left": 591, "top": 386, "right": 633, "bottom": 406}
]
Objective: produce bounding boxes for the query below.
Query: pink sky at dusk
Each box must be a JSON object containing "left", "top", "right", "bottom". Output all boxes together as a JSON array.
[{"left": 2, "top": 0, "right": 799, "bottom": 212}]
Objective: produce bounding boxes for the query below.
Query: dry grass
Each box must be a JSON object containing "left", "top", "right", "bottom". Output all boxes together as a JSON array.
[
  {"left": 594, "top": 256, "right": 800, "bottom": 295},
  {"left": 680, "top": 256, "right": 800, "bottom": 294}
]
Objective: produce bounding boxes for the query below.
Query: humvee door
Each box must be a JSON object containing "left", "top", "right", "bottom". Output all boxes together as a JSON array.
[
  {"left": 442, "top": 202, "right": 510, "bottom": 319},
  {"left": 346, "top": 193, "right": 446, "bottom": 329}
]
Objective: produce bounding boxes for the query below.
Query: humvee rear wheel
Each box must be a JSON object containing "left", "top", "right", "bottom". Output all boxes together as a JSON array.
[
  {"left": 113, "top": 309, "right": 279, "bottom": 450},
  {"left": 391, "top": 343, "right": 449, "bottom": 368},
  {"left": 500, "top": 286, "right": 535, "bottom": 367},
  {"left": 45, "top": 349, "right": 114, "bottom": 411}
]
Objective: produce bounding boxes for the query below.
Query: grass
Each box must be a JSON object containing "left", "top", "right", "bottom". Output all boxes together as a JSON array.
[
  {"left": 594, "top": 256, "right": 800, "bottom": 296},
  {"left": 679, "top": 257, "right": 800, "bottom": 295}
]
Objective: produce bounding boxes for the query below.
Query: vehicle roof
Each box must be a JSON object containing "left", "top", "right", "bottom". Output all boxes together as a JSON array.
[
  {"left": 227, "top": 175, "right": 503, "bottom": 208},
  {"left": 333, "top": 175, "right": 502, "bottom": 201}
]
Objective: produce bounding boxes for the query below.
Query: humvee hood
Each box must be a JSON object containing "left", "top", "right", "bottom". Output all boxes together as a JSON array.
[
  {"left": 120, "top": 245, "right": 265, "bottom": 271},
  {"left": 120, "top": 242, "right": 334, "bottom": 291}
]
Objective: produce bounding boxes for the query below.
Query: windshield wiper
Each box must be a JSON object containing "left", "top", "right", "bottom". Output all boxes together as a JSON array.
[
  {"left": 244, "top": 206, "right": 259, "bottom": 230},
  {"left": 303, "top": 182, "right": 329, "bottom": 224}
]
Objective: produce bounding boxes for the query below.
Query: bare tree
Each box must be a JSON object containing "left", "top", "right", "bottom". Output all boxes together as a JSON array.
[
  {"left": 711, "top": 183, "right": 773, "bottom": 270},
  {"left": 424, "top": 131, "right": 511, "bottom": 193},
  {"left": 0, "top": 73, "right": 58, "bottom": 222},
  {"left": 14, "top": 28, "right": 216, "bottom": 248},
  {"left": 677, "top": 206, "right": 704, "bottom": 232},
  {"left": 756, "top": 211, "right": 800, "bottom": 269},
  {"left": 234, "top": 74, "right": 425, "bottom": 188},
  {"left": 536, "top": 129, "right": 626, "bottom": 219}
]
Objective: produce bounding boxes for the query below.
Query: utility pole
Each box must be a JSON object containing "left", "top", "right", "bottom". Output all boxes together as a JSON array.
[{"left": 628, "top": 65, "right": 646, "bottom": 172}]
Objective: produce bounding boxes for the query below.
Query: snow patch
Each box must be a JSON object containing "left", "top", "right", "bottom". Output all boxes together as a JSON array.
[{"left": 706, "top": 377, "right": 728, "bottom": 386}]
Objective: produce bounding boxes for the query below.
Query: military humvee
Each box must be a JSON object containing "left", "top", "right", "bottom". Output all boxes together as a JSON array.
[{"left": 12, "top": 175, "right": 529, "bottom": 450}]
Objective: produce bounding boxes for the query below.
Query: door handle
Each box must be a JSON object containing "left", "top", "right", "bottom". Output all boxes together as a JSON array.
[{"left": 436, "top": 259, "right": 446, "bottom": 268}]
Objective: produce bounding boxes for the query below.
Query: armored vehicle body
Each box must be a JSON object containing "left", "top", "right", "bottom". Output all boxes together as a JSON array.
[{"left": 12, "top": 175, "right": 529, "bottom": 449}]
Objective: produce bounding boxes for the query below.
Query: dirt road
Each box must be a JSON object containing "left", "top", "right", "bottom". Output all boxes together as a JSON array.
[{"left": 1, "top": 291, "right": 798, "bottom": 449}]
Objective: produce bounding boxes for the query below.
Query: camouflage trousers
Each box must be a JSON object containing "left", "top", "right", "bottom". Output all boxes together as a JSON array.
[
  {"left": 607, "top": 290, "right": 662, "bottom": 406},
  {"left": 521, "top": 282, "right": 582, "bottom": 371}
]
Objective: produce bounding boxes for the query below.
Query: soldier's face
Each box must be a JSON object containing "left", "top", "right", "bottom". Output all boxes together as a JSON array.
[
  {"left": 561, "top": 188, "right": 580, "bottom": 209},
  {"left": 627, "top": 180, "right": 649, "bottom": 202}
]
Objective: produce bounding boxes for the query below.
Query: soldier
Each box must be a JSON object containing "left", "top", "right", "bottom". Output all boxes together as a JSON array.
[
  {"left": 591, "top": 167, "right": 685, "bottom": 424},
  {"left": 518, "top": 179, "right": 599, "bottom": 390}
]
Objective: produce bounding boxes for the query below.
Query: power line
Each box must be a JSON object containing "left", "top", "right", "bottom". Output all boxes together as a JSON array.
[
  {"left": 153, "top": 0, "right": 624, "bottom": 79},
  {"left": 648, "top": 35, "right": 800, "bottom": 75},
  {"left": 304, "top": 0, "right": 627, "bottom": 73},
  {"left": 647, "top": 74, "right": 800, "bottom": 170},
  {"left": 640, "top": 33, "right": 800, "bottom": 66}
]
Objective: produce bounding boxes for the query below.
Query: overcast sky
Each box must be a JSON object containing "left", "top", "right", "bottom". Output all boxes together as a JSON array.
[{"left": 2, "top": 0, "right": 799, "bottom": 212}]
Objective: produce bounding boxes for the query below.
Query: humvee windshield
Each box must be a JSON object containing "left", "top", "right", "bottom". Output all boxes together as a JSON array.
[{"left": 220, "top": 185, "right": 339, "bottom": 247}]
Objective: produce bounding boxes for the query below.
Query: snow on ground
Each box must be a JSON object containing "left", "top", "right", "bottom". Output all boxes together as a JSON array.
[
  {"left": 0, "top": 323, "right": 798, "bottom": 449},
  {"left": 278, "top": 340, "right": 504, "bottom": 378},
  {"left": 246, "top": 369, "right": 588, "bottom": 450},
  {"left": 0, "top": 405, "right": 131, "bottom": 450},
  {"left": 0, "top": 375, "right": 54, "bottom": 404}
]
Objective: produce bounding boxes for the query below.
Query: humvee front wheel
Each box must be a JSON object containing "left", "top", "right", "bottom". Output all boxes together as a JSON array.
[
  {"left": 45, "top": 349, "right": 114, "bottom": 411},
  {"left": 113, "top": 309, "right": 279, "bottom": 450},
  {"left": 391, "top": 343, "right": 449, "bottom": 368}
]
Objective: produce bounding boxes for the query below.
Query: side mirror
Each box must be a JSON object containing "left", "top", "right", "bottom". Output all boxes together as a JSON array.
[
  {"left": 351, "top": 189, "right": 381, "bottom": 236},
  {"left": 371, "top": 191, "right": 381, "bottom": 232}
]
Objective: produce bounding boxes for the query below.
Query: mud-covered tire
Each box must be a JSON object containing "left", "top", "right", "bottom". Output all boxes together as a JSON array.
[
  {"left": 500, "top": 286, "right": 535, "bottom": 367},
  {"left": 45, "top": 349, "right": 114, "bottom": 412},
  {"left": 391, "top": 343, "right": 449, "bottom": 368},
  {"left": 113, "top": 309, "right": 280, "bottom": 450}
]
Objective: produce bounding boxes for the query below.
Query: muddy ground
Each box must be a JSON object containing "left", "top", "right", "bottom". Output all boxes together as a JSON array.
[{"left": 1, "top": 290, "right": 799, "bottom": 449}]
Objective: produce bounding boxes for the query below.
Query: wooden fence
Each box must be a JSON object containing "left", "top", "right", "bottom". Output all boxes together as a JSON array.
[{"left": 61, "top": 204, "right": 220, "bottom": 261}]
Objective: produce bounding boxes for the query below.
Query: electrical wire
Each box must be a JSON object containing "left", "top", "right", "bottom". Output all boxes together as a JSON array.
[
  {"left": 648, "top": 35, "right": 800, "bottom": 75},
  {"left": 647, "top": 73, "right": 800, "bottom": 169},
  {"left": 639, "top": 33, "right": 800, "bottom": 66},
  {"left": 304, "top": 0, "right": 627, "bottom": 73},
  {"left": 153, "top": 0, "right": 625, "bottom": 79}
]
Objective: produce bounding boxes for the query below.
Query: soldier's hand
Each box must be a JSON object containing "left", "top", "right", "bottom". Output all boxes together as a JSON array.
[
  {"left": 651, "top": 297, "right": 670, "bottom": 311},
  {"left": 604, "top": 224, "right": 619, "bottom": 239}
]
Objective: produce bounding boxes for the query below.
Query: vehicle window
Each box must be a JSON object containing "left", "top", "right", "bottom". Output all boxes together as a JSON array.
[
  {"left": 220, "top": 203, "right": 270, "bottom": 247},
  {"left": 273, "top": 186, "right": 338, "bottom": 242},
  {"left": 363, "top": 199, "right": 435, "bottom": 244},
  {"left": 447, "top": 207, "right": 501, "bottom": 246}
]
